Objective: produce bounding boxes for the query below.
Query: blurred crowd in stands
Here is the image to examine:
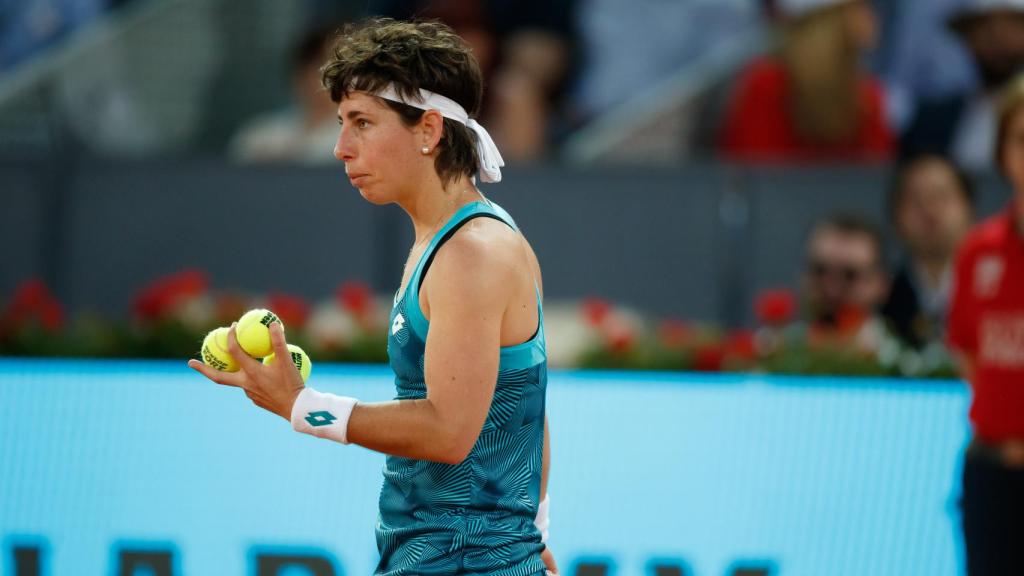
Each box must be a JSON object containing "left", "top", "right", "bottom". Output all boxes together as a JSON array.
[
  {"left": 3, "top": 0, "right": 1024, "bottom": 374},
  {"left": 225, "top": 0, "right": 1023, "bottom": 360},
  {"left": 7, "top": 0, "right": 1019, "bottom": 167},
  {"left": 218, "top": 0, "right": 1024, "bottom": 167}
]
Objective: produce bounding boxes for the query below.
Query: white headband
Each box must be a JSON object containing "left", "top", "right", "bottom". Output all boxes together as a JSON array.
[{"left": 373, "top": 84, "right": 504, "bottom": 183}]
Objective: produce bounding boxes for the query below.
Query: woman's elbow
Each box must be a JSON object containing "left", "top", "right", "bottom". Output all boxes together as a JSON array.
[
  {"left": 435, "top": 450, "right": 470, "bottom": 466},
  {"left": 433, "top": 430, "right": 477, "bottom": 465}
]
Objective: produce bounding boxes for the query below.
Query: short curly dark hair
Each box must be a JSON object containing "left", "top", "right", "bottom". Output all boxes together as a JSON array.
[{"left": 322, "top": 18, "right": 483, "bottom": 185}]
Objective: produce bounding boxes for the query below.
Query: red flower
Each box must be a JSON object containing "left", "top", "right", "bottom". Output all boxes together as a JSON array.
[
  {"left": 2, "top": 279, "right": 64, "bottom": 332},
  {"left": 214, "top": 292, "right": 250, "bottom": 326},
  {"left": 658, "top": 319, "right": 691, "bottom": 349},
  {"left": 755, "top": 288, "right": 796, "bottom": 326},
  {"left": 808, "top": 305, "right": 870, "bottom": 347},
  {"left": 267, "top": 293, "right": 310, "bottom": 329},
  {"left": 607, "top": 322, "right": 636, "bottom": 353},
  {"left": 693, "top": 343, "right": 726, "bottom": 372},
  {"left": 336, "top": 281, "right": 373, "bottom": 318},
  {"left": 581, "top": 298, "right": 612, "bottom": 326},
  {"left": 835, "top": 305, "right": 869, "bottom": 335},
  {"left": 726, "top": 329, "right": 757, "bottom": 361},
  {"left": 133, "top": 269, "right": 208, "bottom": 321}
]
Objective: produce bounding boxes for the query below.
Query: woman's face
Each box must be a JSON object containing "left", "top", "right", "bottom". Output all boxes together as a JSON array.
[{"left": 333, "top": 91, "right": 427, "bottom": 205}]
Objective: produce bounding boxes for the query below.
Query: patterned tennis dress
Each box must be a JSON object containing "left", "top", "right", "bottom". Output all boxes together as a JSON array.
[{"left": 376, "top": 200, "right": 549, "bottom": 576}]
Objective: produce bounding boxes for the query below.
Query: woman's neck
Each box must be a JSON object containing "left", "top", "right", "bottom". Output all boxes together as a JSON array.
[{"left": 402, "top": 174, "right": 483, "bottom": 244}]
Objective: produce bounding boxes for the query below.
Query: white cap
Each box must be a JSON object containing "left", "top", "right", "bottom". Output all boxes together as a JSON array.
[
  {"left": 776, "top": 0, "right": 855, "bottom": 18},
  {"left": 949, "top": 0, "right": 1024, "bottom": 30}
]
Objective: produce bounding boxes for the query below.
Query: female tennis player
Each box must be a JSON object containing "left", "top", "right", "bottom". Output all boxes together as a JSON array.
[{"left": 188, "top": 18, "right": 555, "bottom": 576}]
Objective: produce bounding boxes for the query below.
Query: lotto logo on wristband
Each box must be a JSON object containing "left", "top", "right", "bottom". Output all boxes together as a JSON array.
[{"left": 305, "top": 411, "right": 337, "bottom": 427}]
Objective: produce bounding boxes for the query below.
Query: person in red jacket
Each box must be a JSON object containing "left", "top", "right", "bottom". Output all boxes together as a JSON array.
[
  {"left": 947, "top": 74, "right": 1024, "bottom": 576},
  {"left": 719, "top": 0, "right": 893, "bottom": 162}
]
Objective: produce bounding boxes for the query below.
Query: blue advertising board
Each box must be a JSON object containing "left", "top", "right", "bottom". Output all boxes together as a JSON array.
[{"left": 0, "top": 360, "right": 969, "bottom": 575}]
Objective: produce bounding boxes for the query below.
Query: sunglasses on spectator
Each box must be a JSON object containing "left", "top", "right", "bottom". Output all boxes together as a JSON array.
[{"left": 806, "top": 260, "right": 875, "bottom": 283}]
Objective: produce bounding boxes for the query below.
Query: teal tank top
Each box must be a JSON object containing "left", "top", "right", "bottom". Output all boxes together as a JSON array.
[{"left": 376, "top": 200, "right": 549, "bottom": 576}]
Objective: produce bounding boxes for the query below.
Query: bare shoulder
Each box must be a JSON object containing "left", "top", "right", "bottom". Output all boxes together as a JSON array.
[
  {"left": 440, "top": 217, "right": 521, "bottom": 272},
  {"left": 427, "top": 218, "right": 521, "bottom": 300}
]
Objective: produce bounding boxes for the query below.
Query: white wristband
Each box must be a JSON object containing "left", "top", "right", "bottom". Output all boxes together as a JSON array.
[
  {"left": 535, "top": 494, "right": 550, "bottom": 543},
  {"left": 290, "top": 387, "right": 358, "bottom": 445}
]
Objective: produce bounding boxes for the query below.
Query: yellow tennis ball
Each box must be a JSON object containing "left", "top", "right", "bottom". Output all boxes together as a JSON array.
[
  {"left": 201, "top": 327, "right": 238, "bottom": 372},
  {"left": 263, "top": 344, "right": 312, "bottom": 382},
  {"left": 236, "top": 308, "right": 282, "bottom": 358}
]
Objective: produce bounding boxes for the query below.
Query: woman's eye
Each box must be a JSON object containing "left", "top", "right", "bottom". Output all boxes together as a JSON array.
[{"left": 359, "top": 119, "right": 370, "bottom": 128}]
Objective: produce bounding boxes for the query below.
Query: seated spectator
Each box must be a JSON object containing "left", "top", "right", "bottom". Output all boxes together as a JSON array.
[
  {"left": 876, "top": 0, "right": 976, "bottom": 131},
  {"left": 719, "top": 0, "right": 894, "bottom": 163},
  {"left": 901, "top": 0, "right": 1024, "bottom": 170},
  {"left": 368, "top": 0, "right": 575, "bottom": 161},
  {"left": 800, "top": 214, "right": 891, "bottom": 351},
  {"left": 572, "top": 0, "right": 759, "bottom": 119},
  {"left": 486, "top": 1, "right": 574, "bottom": 161},
  {"left": 229, "top": 27, "right": 339, "bottom": 164},
  {"left": 881, "top": 155, "right": 975, "bottom": 349}
]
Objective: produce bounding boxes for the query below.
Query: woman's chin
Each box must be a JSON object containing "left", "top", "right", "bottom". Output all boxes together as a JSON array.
[{"left": 357, "top": 186, "right": 391, "bottom": 206}]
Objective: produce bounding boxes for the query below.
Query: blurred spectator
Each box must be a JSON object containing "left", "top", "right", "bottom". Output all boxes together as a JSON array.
[
  {"left": 229, "top": 27, "right": 339, "bottom": 164},
  {"left": 881, "top": 155, "right": 975, "bottom": 349},
  {"left": 367, "top": 0, "right": 575, "bottom": 161},
  {"left": 719, "top": 0, "right": 893, "bottom": 163},
  {"left": 876, "top": 0, "right": 976, "bottom": 131},
  {"left": 948, "top": 74, "right": 1024, "bottom": 576},
  {"left": 0, "top": 0, "right": 110, "bottom": 71},
  {"left": 901, "top": 0, "right": 1024, "bottom": 170},
  {"left": 800, "top": 214, "right": 891, "bottom": 350},
  {"left": 572, "top": 0, "right": 759, "bottom": 118},
  {"left": 48, "top": 0, "right": 221, "bottom": 156}
]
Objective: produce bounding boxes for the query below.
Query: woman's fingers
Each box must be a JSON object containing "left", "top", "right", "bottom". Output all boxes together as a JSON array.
[
  {"left": 268, "top": 321, "right": 290, "bottom": 363},
  {"left": 187, "top": 359, "right": 244, "bottom": 388}
]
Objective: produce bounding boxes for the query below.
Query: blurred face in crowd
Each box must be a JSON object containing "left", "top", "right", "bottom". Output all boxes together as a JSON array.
[
  {"left": 803, "top": 225, "right": 887, "bottom": 320},
  {"left": 844, "top": 0, "right": 879, "bottom": 52},
  {"left": 960, "top": 11, "right": 1024, "bottom": 89},
  {"left": 334, "top": 92, "right": 432, "bottom": 206},
  {"left": 895, "top": 158, "right": 974, "bottom": 263}
]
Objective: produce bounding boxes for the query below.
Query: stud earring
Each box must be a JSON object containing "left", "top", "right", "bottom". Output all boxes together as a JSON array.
[{"left": 421, "top": 146, "right": 430, "bottom": 155}]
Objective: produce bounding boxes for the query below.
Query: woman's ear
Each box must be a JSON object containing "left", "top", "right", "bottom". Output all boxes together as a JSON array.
[{"left": 418, "top": 109, "right": 445, "bottom": 152}]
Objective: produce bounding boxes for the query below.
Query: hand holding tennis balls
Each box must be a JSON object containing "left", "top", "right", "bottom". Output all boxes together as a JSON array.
[
  {"left": 198, "top": 308, "right": 284, "bottom": 371},
  {"left": 188, "top": 315, "right": 308, "bottom": 421}
]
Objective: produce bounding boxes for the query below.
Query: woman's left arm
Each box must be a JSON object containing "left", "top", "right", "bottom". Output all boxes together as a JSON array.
[
  {"left": 188, "top": 230, "right": 514, "bottom": 464},
  {"left": 345, "top": 232, "right": 513, "bottom": 463}
]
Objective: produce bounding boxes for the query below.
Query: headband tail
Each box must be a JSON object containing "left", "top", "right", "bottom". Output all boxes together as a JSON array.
[{"left": 467, "top": 119, "right": 505, "bottom": 183}]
